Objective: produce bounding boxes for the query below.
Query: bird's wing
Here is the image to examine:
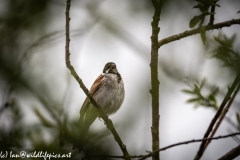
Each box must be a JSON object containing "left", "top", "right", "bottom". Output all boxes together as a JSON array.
[
  {"left": 74, "top": 74, "right": 106, "bottom": 150},
  {"left": 89, "top": 74, "right": 105, "bottom": 94},
  {"left": 79, "top": 74, "right": 105, "bottom": 121}
]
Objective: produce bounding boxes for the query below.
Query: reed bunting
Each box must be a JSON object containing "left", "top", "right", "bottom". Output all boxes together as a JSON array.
[{"left": 73, "top": 62, "right": 125, "bottom": 150}]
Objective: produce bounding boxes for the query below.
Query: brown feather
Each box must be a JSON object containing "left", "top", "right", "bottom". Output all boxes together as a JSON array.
[
  {"left": 79, "top": 75, "right": 104, "bottom": 115},
  {"left": 89, "top": 74, "right": 104, "bottom": 94}
]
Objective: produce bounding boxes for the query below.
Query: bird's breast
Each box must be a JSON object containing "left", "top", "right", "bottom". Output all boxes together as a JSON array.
[{"left": 94, "top": 74, "right": 125, "bottom": 115}]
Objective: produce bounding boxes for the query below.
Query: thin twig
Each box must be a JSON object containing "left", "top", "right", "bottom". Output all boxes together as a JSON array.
[
  {"left": 194, "top": 74, "right": 240, "bottom": 160},
  {"left": 150, "top": 0, "right": 163, "bottom": 160},
  {"left": 227, "top": 128, "right": 240, "bottom": 144},
  {"left": 140, "top": 132, "right": 240, "bottom": 160},
  {"left": 82, "top": 132, "right": 240, "bottom": 160},
  {"left": 204, "top": 83, "right": 240, "bottom": 150},
  {"left": 64, "top": 0, "right": 130, "bottom": 159},
  {"left": 158, "top": 18, "right": 240, "bottom": 47}
]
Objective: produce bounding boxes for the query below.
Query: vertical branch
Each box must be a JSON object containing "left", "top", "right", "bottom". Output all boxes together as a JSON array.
[
  {"left": 65, "top": 0, "right": 130, "bottom": 159},
  {"left": 194, "top": 74, "right": 240, "bottom": 160},
  {"left": 150, "top": 0, "right": 163, "bottom": 160},
  {"left": 65, "top": 0, "right": 71, "bottom": 67},
  {"left": 209, "top": 0, "right": 217, "bottom": 26}
]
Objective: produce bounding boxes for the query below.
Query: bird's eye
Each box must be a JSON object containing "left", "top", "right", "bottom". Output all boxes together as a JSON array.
[{"left": 112, "top": 65, "right": 116, "bottom": 69}]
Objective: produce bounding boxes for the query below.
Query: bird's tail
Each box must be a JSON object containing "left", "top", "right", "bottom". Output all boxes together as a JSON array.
[{"left": 72, "top": 109, "right": 98, "bottom": 152}]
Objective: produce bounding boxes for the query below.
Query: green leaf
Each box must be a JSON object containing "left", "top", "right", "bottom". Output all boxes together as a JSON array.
[
  {"left": 182, "top": 89, "right": 196, "bottom": 94},
  {"left": 211, "top": 103, "right": 219, "bottom": 110},
  {"left": 208, "top": 94, "right": 216, "bottom": 103},
  {"left": 200, "top": 27, "right": 206, "bottom": 45},
  {"left": 187, "top": 98, "right": 200, "bottom": 103},
  {"left": 212, "top": 1, "right": 221, "bottom": 7},
  {"left": 212, "top": 87, "right": 219, "bottom": 95},
  {"left": 193, "top": 3, "right": 202, "bottom": 9},
  {"left": 33, "top": 108, "right": 55, "bottom": 128},
  {"left": 199, "top": 78, "right": 206, "bottom": 89},
  {"left": 194, "top": 84, "right": 201, "bottom": 94},
  {"left": 189, "top": 15, "right": 201, "bottom": 28}
]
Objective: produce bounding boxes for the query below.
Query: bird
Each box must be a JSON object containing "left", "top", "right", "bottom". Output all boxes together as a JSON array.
[{"left": 73, "top": 62, "right": 125, "bottom": 151}]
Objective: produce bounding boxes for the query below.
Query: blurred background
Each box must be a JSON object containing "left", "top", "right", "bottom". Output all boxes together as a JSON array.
[{"left": 0, "top": 0, "right": 240, "bottom": 159}]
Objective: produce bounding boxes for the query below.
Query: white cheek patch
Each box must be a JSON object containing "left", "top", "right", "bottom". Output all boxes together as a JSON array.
[{"left": 105, "top": 69, "right": 110, "bottom": 73}]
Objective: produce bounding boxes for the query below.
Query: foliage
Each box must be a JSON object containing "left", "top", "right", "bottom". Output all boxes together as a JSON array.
[
  {"left": 183, "top": 33, "right": 240, "bottom": 152},
  {"left": 0, "top": 96, "right": 113, "bottom": 160},
  {"left": 183, "top": 33, "right": 240, "bottom": 109},
  {"left": 182, "top": 78, "right": 219, "bottom": 110},
  {"left": 189, "top": 0, "right": 220, "bottom": 28},
  {"left": 0, "top": 1, "right": 115, "bottom": 159},
  {"left": 209, "top": 33, "right": 240, "bottom": 74},
  {"left": 189, "top": 0, "right": 220, "bottom": 45}
]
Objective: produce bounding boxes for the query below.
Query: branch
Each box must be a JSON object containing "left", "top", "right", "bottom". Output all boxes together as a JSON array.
[
  {"left": 218, "top": 144, "right": 240, "bottom": 160},
  {"left": 204, "top": 83, "right": 240, "bottom": 150},
  {"left": 65, "top": 0, "right": 130, "bottom": 159},
  {"left": 226, "top": 117, "right": 240, "bottom": 131},
  {"left": 140, "top": 132, "right": 240, "bottom": 160},
  {"left": 83, "top": 132, "right": 240, "bottom": 160},
  {"left": 158, "top": 18, "right": 240, "bottom": 47},
  {"left": 209, "top": 0, "right": 217, "bottom": 25},
  {"left": 194, "top": 74, "right": 240, "bottom": 160},
  {"left": 228, "top": 128, "right": 240, "bottom": 144},
  {"left": 150, "top": 0, "right": 163, "bottom": 160}
]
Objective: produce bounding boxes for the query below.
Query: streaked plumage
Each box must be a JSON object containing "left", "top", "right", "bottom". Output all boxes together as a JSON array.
[{"left": 73, "top": 62, "right": 124, "bottom": 151}]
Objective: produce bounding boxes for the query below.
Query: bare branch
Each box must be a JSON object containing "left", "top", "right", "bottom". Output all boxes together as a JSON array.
[
  {"left": 140, "top": 132, "right": 240, "bottom": 160},
  {"left": 204, "top": 83, "right": 240, "bottom": 150},
  {"left": 194, "top": 74, "right": 240, "bottom": 160},
  {"left": 83, "top": 132, "right": 240, "bottom": 160},
  {"left": 228, "top": 128, "right": 240, "bottom": 144},
  {"left": 65, "top": 0, "right": 130, "bottom": 159},
  {"left": 158, "top": 18, "right": 240, "bottom": 47},
  {"left": 150, "top": 0, "right": 163, "bottom": 160}
]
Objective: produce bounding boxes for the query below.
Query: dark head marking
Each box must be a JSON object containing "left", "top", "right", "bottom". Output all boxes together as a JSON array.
[
  {"left": 103, "top": 62, "right": 117, "bottom": 74},
  {"left": 103, "top": 62, "right": 122, "bottom": 83}
]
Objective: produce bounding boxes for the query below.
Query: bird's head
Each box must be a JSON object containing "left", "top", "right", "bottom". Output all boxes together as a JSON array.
[{"left": 103, "top": 62, "right": 119, "bottom": 75}]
